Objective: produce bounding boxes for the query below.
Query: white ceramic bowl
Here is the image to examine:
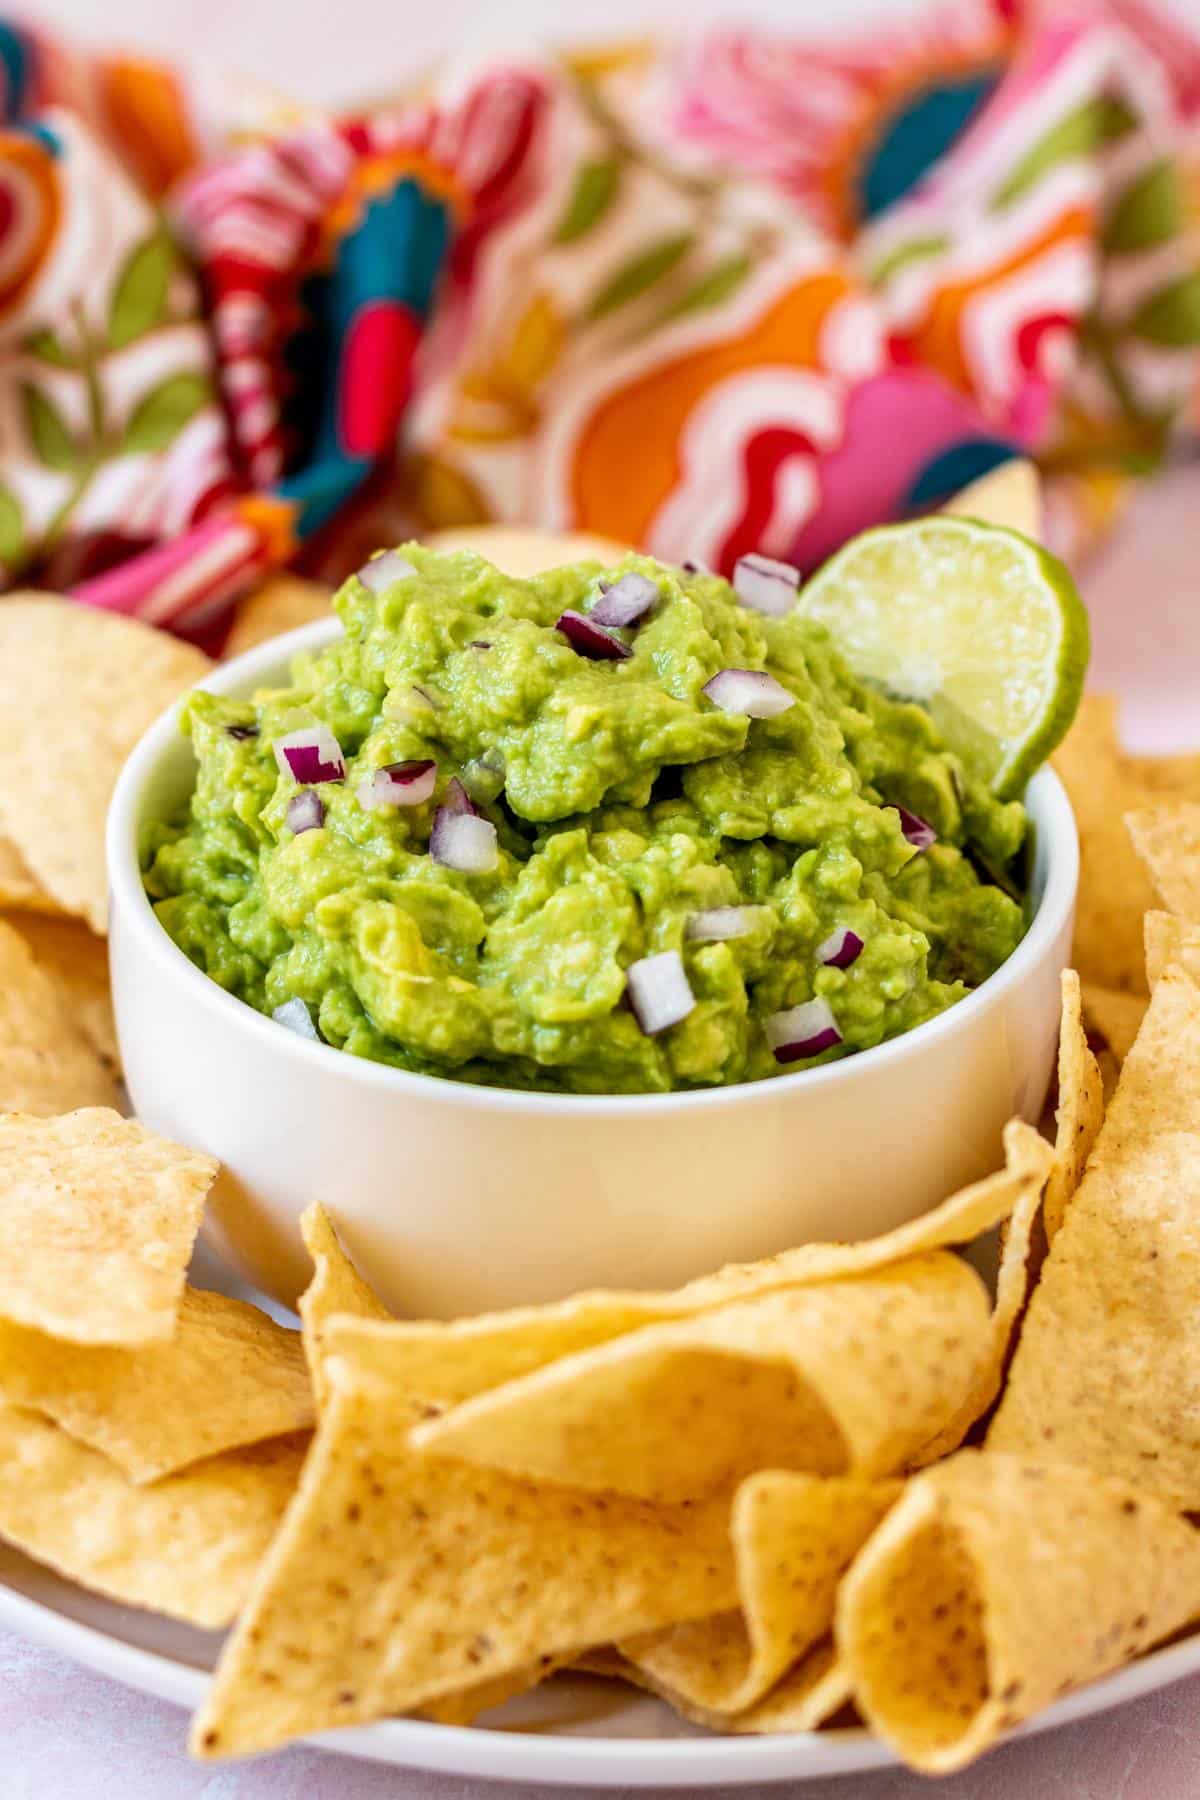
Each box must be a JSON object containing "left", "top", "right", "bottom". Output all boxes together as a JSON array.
[{"left": 108, "top": 621, "right": 1078, "bottom": 1320}]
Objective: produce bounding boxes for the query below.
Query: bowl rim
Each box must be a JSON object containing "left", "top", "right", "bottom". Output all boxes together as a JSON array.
[{"left": 107, "top": 617, "right": 1080, "bottom": 1119}]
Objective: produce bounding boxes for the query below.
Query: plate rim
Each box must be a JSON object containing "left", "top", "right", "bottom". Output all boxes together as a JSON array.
[{"left": 3, "top": 1557, "right": 1200, "bottom": 1787}]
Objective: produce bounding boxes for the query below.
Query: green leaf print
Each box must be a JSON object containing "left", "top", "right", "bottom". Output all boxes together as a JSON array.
[
  {"left": 22, "top": 327, "right": 72, "bottom": 368},
  {"left": 0, "top": 487, "right": 25, "bottom": 570},
  {"left": 1131, "top": 272, "right": 1200, "bottom": 347},
  {"left": 108, "top": 228, "right": 178, "bottom": 351},
  {"left": 119, "top": 371, "right": 213, "bottom": 455},
  {"left": 1103, "top": 159, "right": 1183, "bottom": 255},
  {"left": 21, "top": 384, "right": 79, "bottom": 473},
  {"left": 658, "top": 252, "right": 752, "bottom": 322},
  {"left": 587, "top": 234, "right": 694, "bottom": 320},
  {"left": 555, "top": 159, "right": 622, "bottom": 243},
  {"left": 994, "top": 95, "right": 1137, "bottom": 208}
]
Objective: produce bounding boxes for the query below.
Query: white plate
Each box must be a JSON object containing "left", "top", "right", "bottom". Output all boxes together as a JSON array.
[{"left": 3, "top": 1537, "right": 1200, "bottom": 1787}]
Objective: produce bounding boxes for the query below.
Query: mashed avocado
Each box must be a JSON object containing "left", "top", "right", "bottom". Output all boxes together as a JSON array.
[{"left": 143, "top": 547, "right": 1029, "bottom": 1094}]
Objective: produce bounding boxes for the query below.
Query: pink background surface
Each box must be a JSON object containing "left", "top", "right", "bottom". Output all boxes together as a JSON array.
[{"left": 1, "top": 464, "right": 1197, "bottom": 1795}]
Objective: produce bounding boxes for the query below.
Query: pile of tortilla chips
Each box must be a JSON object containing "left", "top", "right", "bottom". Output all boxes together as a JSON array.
[{"left": 4, "top": 496, "right": 1200, "bottom": 1775}]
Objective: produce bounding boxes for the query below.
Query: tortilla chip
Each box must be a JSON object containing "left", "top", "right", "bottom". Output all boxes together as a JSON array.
[
  {"left": 423, "top": 525, "right": 632, "bottom": 577},
  {"left": 941, "top": 459, "right": 1041, "bottom": 538},
  {"left": 3, "top": 910, "right": 118, "bottom": 1070},
  {"left": 1053, "top": 698, "right": 1200, "bottom": 994},
  {"left": 0, "top": 1404, "right": 305, "bottom": 1628},
  {"left": 0, "top": 1109, "right": 215, "bottom": 1344},
  {"left": 1081, "top": 982, "right": 1147, "bottom": 1067},
  {"left": 622, "top": 1474, "right": 897, "bottom": 1714},
  {"left": 412, "top": 1254, "right": 993, "bottom": 1502},
  {"left": 0, "top": 920, "right": 120, "bottom": 1116},
  {"left": 1044, "top": 971, "right": 1104, "bottom": 1245},
  {"left": 989, "top": 961, "right": 1200, "bottom": 1503},
  {"left": 0, "top": 596, "right": 210, "bottom": 931},
  {"left": 191, "top": 1315, "right": 737, "bottom": 1758},
  {"left": 0, "top": 1288, "right": 313, "bottom": 1481},
  {"left": 1128, "top": 802, "right": 1200, "bottom": 919},
  {"left": 224, "top": 575, "right": 333, "bottom": 659},
  {"left": 911, "top": 1134, "right": 1053, "bottom": 1464},
  {"left": 357, "top": 1119, "right": 1047, "bottom": 1407},
  {"left": 838, "top": 1451, "right": 1200, "bottom": 1775},
  {"left": 1146, "top": 910, "right": 1200, "bottom": 989},
  {"left": 0, "top": 833, "right": 63, "bottom": 913},
  {"left": 588, "top": 1640, "right": 853, "bottom": 1735},
  {"left": 298, "top": 1203, "right": 390, "bottom": 1411}
]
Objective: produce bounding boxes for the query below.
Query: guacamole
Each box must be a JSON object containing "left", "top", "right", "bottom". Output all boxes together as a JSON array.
[{"left": 143, "top": 547, "right": 1029, "bottom": 1094}]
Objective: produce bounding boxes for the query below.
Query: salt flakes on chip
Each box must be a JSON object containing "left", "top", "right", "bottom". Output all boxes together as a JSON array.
[
  {"left": 0, "top": 1109, "right": 214, "bottom": 1344},
  {"left": 0, "top": 597, "right": 210, "bottom": 932}
]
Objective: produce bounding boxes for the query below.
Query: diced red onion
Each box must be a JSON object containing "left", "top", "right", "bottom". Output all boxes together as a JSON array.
[
  {"left": 441, "top": 776, "right": 477, "bottom": 816},
  {"left": 226, "top": 723, "right": 259, "bottom": 741},
  {"left": 358, "top": 760, "right": 437, "bottom": 810},
  {"left": 273, "top": 725, "right": 345, "bottom": 784},
  {"left": 430, "top": 808, "right": 498, "bottom": 873},
  {"left": 686, "top": 906, "right": 753, "bottom": 943},
  {"left": 625, "top": 950, "right": 696, "bottom": 1036},
  {"left": 556, "top": 610, "right": 631, "bottom": 661},
  {"left": 765, "top": 997, "right": 843, "bottom": 1064},
  {"left": 817, "top": 926, "right": 865, "bottom": 969},
  {"left": 733, "top": 552, "right": 801, "bottom": 617},
  {"left": 286, "top": 790, "right": 326, "bottom": 834},
  {"left": 272, "top": 997, "right": 320, "bottom": 1041},
  {"left": 591, "top": 573, "right": 659, "bottom": 628},
  {"left": 462, "top": 750, "right": 506, "bottom": 805},
  {"left": 358, "top": 549, "right": 416, "bottom": 593},
  {"left": 891, "top": 805, "right": 937, "bottom": 852},
  {"left": 702, "top": 669, "right": 795, "bottom": 718}
]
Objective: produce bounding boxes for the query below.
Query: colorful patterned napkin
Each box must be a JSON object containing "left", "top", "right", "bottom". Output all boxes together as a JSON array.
[{"left": 1, "top": 1, "right": 1198, "bottom": 635}]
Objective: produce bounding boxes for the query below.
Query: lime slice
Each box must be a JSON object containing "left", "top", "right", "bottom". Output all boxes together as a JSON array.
[{"left": 797, "top": 518, "right": 1090, "bottom": 798}]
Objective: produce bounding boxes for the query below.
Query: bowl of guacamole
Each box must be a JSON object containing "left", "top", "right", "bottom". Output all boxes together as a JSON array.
[{"left": 141, "top": 547, "right": 1031, "bottom": 1097}]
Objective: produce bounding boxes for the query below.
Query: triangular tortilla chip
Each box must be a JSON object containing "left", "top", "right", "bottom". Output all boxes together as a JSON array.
[
  {"left": 224, "top": 575, "right": 333, "bottom": 659},
  {"left": 0, "top": 1109, "right": 214, "bottom": 1344},
  {"left": 941, "top": 459, "right": 1042, "bottom": 538},
  {"left": 621, "top": 1473, "right": 897, "bottom": 1714},
  {"left": 3, "top": 910, "right": 118, "bottom": 1070},
  {"left": 1127, "top": 802, "right": 1200, "bottom": 919},
  {"left": 989, "top": 961, "right": 1200, "bottom": 1502},
  {"left": 0, "top": 596, "right": 210, "bottom": 930},
  {"left": 1045, "top": 970, "right": 1104, "bottom": 1245},
  {"left": 191, "top": 1316, "right": 736, "bottom": 1758},
  {"left": 298, "top": 1203, "right": 390, "bottom": 1411},
  {"left": 0, "top": 1288, "right": 313, "bottom": 1481},
  {"left": 0, "top": 1405, "right": 305, "bottom": 1628},
  {"left": 0, "top": 920, "right": 119, "bottom": 1115},
  {"left": 839, "top": 1451, "right": 1200, "bottom": 1774},
  {"left": 411, "top": 1255, "right": 992, "bottom": 1501}
]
